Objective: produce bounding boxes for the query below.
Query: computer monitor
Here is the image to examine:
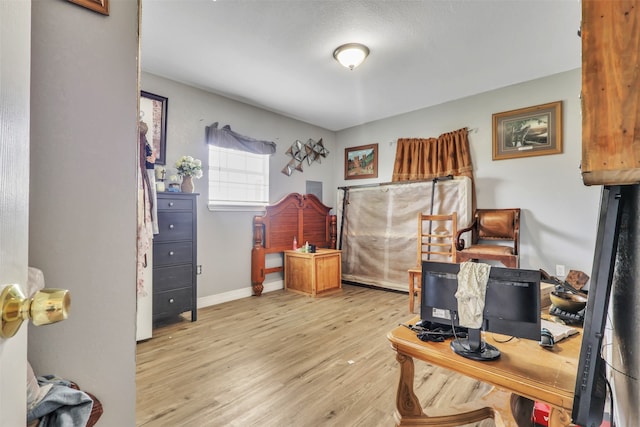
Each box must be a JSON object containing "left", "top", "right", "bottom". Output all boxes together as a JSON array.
[
  {"left": 420, "top": 261, "right": 541, "bottom": 361},
  {"left": 572, "top": 184, "right": 625, "bottom": 427}
]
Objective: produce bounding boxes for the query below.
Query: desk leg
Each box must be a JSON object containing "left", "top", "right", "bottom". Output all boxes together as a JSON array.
[
  {"left": 394, "top": 352, "right": 424, "bottom": 419},
  {"left": 393, "top": 351, "right": 514, "bottom": 427}
]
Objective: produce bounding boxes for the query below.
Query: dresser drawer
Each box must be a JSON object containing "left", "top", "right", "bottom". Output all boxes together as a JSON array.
[
  {"left": 154, "top": 264, "right": 193, "bottom": 293},
  {"left": 155, "top": 211, "right": 193, "bottom": 241},
  {"left": 157, "top": 197, "right": 193, "bottom": 211},
  {"left": 153, "top": 288, "right": 193, "bottom": 318},
  {"left": 153, "top": 241, "right": 193, "bottom": 266}
]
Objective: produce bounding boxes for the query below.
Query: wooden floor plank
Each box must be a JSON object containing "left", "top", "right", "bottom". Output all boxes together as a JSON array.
[{"left": 136, "top": 284, "right": 495, "bottom": 427}]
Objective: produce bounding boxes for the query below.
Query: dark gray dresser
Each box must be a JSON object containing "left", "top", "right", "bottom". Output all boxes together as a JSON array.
[{"left": 153, "top": 192, "right": 198, "bottom": 325}]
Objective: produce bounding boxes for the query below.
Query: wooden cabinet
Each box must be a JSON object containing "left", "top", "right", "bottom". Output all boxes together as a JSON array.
[
  {"left": 284, "top": 249, "right": 342, "bottom": 297},
  {"left": 153, "top": 192, "right": 198, "bottom": 324},
  {"left": 581, "top": 0, "right": 640, "bottom": 185}
]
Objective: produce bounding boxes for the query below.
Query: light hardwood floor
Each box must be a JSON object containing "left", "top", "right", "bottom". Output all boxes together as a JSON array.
[{"left": 136, "top": 284, "right": 495, "bottom": 427}]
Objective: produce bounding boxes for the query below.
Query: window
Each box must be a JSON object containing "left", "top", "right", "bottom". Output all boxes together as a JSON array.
[{"left": 208, "top": 145, "right": 269, "bottom": 210}]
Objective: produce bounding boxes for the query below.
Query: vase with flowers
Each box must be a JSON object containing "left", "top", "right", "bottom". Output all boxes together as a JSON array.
[{"left": 175, "top": 155, "right": 203, "bottom": 193}]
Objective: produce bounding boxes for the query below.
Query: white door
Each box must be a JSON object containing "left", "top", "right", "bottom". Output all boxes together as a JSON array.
[{"left": 0, "top": 1, "right": 31, "bottom": 425}]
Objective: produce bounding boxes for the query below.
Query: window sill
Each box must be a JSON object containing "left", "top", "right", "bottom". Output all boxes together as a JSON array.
[{"left": 207, "top": 203, "right": 268, "bottom": 212}]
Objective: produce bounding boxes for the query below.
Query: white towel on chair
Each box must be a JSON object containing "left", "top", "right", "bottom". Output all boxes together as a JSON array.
[{"left": 455, "top": 261, "right": 491, "bottom": 329}]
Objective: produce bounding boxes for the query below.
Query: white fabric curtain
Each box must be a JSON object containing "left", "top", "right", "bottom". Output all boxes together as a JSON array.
[{"left": 337, "top": 177, "right": 472, "bottom": 291}]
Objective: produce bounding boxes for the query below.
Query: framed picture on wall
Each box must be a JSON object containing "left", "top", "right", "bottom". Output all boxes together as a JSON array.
[
  {"left": 140, "top": 91, "right": 168, "bottom": 165},
  {"left": 67, "top": 0, "right": 109, "bottom": 15},
  {"left": 492, "top": 101, "right": 562, "bottom": 160},
  {"left": 345, "top": 143, "right": 378, "bottom": 180}
]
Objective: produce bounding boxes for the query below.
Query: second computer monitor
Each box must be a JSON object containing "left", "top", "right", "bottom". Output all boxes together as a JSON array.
[{"left": 420, "top": 261, "right": 541, "bottom": 361}]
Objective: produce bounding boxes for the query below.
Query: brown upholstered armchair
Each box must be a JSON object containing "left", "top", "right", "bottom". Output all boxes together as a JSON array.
[{"left": 455, "top": 208, "right": 520, "bottom": 268}]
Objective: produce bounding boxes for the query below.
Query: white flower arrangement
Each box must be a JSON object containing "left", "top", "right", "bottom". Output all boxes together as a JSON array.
[{"left": 175, "top": 155, "right": 203, "bottom": 179}]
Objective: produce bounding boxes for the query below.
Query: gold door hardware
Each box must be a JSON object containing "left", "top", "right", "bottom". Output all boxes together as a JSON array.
[{"left": 0, "top": 284, "right": 70, "bottom": 338}]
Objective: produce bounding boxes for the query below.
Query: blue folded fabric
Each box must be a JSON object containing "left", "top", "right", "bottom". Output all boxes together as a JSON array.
[{"left": 27, "top": 375, "right": 93, "bottom": 427}]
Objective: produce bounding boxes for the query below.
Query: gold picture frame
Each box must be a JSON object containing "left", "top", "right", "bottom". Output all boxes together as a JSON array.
[
  {"left": 492, "top": 101, "right": 562, "bottom": 160},
  {"left": 345, "top": 143, "right": 378, "bottom": 180},
  {"left": 68, "top": 0, "right": 109, "bottom": 16}
]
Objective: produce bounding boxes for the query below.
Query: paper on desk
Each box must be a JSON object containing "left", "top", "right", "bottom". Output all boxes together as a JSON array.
[{"left": 541, "top": 319, "right": 579, "bottom": 342}]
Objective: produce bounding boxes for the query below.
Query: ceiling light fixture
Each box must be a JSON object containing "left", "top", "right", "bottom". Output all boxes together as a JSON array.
[{"left": 333, "top": 43, "right": 370, "bottom": 70}]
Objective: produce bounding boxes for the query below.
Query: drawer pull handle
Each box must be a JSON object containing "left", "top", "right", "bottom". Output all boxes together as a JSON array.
[
  {"left": 169, "top": 251, "right": 174, "bottom": 256},
  {"left": 168, "top": 202, "right": 174, "bottom": 207},
  {"left": 169, "top": 298, "right": 174, "bottom": 304},
  {"left": 169, "top": 224, "right": 174, "bottom": 229}
]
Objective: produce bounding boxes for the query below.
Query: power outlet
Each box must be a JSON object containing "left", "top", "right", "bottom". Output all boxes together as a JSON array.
[
  {"left": 196, "top": 265, "right": 202, "bottom": 275},
  {"left": 555, "top": 264, "right": 566, "bottom": 277}
]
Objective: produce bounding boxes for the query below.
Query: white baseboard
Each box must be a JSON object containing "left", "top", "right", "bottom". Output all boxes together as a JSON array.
[{"left": 197, "top": 280, "right": 284, "bottom": 309}]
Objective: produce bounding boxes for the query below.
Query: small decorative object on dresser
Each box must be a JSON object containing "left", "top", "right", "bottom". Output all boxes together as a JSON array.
[
  {"left": 175, "top": 155, "right": 203, "bottom": 193},
  {"left": 180, "top": 176, "right": 194, "bottom": 193},
  {"left": 153, "top": 192, "right": 198, "bottom": 325}
]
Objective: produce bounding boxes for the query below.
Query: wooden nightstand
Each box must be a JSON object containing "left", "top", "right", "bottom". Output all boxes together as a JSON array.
[{"left": 284, "top": 249, "right": 342, "bottom": 297}]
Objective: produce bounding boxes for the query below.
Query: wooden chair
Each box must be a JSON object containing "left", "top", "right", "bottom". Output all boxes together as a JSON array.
[
  {"left": 455, "top": 208, "right": 520, "bottom": 268},
  {"left": 408, "top": 212, "right": 457, "bottom": 313}
]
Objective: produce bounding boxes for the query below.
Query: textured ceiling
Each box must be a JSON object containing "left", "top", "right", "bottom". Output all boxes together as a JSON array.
[{"left": 141, "top": 0, "right": 582, "bottom": 131}]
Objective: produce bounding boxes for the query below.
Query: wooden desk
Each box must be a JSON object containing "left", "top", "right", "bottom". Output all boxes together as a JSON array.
[
  {"left": 284, "top": 249, "right": 342, "bottom": 297},
  {"left": 387, "top": 318, "right": 581, "bottom": 427}
]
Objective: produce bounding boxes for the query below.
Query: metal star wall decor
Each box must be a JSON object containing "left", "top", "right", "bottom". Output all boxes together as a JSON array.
[
  {"left": 282, "top": 138, "right": 329, "bottom": 176},
  {"left": 281, "top": 159, "right": 296, "bottom": 176}
]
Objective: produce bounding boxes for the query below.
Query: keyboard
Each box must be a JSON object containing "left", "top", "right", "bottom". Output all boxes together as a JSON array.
[{"left": 549, "top": 305, "right": 584, "bottom": 324}]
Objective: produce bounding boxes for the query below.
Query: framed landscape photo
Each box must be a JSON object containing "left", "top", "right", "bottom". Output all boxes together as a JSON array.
[
  {"left": 140, "top": 91, "right": 168, "bottom": 165},
  {"left": 492, "top": 101, "right": 562, "bottom": 160},
  {"left": 345, "top": 143, "right": 378, "bottom": 180}
]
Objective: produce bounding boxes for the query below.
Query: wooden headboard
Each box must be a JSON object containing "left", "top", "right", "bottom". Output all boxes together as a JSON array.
[{"left": 251, "top": 193, "right": 337, "bottom": 295}]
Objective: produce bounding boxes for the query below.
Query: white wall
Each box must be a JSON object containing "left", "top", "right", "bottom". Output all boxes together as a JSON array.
[
  {"left": 336, "top": 69, "right": 601, "bottom": 278},
  {"left": 28, "top": 1, "right": 139, "bottom": 426},
  {"left": 142, "top": 72, "right": 338, "bottom": 297}
]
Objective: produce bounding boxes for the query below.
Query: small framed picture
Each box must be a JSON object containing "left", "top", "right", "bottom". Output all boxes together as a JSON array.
[
  {"left": 345, "top": 143, "right": 378, "bottom": 180},
  {"left": 67, "top": 0, "right": 109, "bottom": 15},
  {"left": 492, "top": 101, "right": 562, "bottom": 160},
  {"left": 140, "top": 91, "right": 168, "bottom": 165}
]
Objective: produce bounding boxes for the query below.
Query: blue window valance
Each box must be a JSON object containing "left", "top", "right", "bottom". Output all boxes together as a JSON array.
[{"left": 205, "top": 122, "right": 276, "bottom": 155}]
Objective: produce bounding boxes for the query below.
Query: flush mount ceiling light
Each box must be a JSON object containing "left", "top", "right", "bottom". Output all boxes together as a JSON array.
[{"left": 333, "top": 43, "right": 370, "bottom": 70}]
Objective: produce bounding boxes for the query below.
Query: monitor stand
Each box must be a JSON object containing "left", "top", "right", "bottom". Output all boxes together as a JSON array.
[{"left": 450, "top": 328, "right": 500, "bottom": 361}]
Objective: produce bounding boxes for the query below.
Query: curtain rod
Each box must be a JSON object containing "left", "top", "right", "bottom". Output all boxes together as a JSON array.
[
  {"left": 338, "top": 177, "right": 454, "bottom": 191},
  {"left": 387, "top": 127, "right": 478, "bottom": 145}
]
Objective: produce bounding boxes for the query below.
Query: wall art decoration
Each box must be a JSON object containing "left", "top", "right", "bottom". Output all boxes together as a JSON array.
[
  {"left": 68, "top": 0, "right": 109, "bottom": 15},
  {"left": 345, "top": 143, "right": 378, "bottom": 179},
  {"left": 140, "top": 91, "right": 168, "bottom": 165},
  {"left": 282, "top": 138, "right": 329, "bottom": 176},
  {"left": 492, "top": 101, "right": 562, "bottom": 160}
]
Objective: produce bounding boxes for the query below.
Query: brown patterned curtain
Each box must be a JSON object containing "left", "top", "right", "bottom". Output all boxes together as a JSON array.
[
  {"left": 392, "top": 127, "right": 475, "bottom": 211},
  {"left": 392, "top": 127, "right": 473, "bottom": 181}
]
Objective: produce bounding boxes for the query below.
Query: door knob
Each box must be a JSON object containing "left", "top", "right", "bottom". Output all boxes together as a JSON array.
[{"left": 0, "top": 284, "right": 70, "bottom": 338}]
